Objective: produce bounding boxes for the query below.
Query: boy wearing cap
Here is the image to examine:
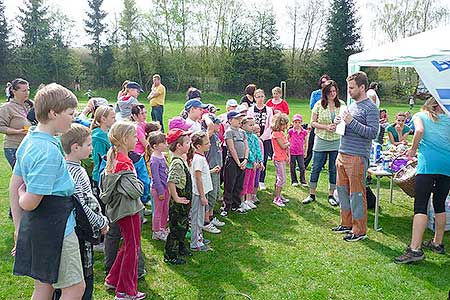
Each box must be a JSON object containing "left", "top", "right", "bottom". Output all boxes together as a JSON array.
[
  {"left": 184, "top": 99, "right": 207, "bottom": 132},
  {"left": 288, "top": 114, "right": 308, "bottom": 187},
  {"left": 164, "top": 129, "right": 192, "bottom": 265},
  {"left": 221, "top": 111, "right": 249, "bottom": 217},
  {"left": 117, "top": 82, "right": 143, "bottom": 120}
]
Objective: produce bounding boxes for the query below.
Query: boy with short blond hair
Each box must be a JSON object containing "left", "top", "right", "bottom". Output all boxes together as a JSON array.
[
  {"left": 61, "top": 123, "right": 109, "bottom": 300},
  {"left": 10, "top": 83, "right": 85, "bottom": 299}
]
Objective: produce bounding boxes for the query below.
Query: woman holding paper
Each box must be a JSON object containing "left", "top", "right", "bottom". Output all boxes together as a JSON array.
[{"left": 303, "top": 80, "right": 346, "bottom": 206}]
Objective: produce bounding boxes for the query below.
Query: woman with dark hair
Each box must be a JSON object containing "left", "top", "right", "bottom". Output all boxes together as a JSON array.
[
  {"left": 395, "top": 97, "right": 450, "bottom": 264},
  {"left": 303, "top": 80, "right": 345, "bottom": 206},
  {"left": 386, "top": 112, "right": 410, "bottom": 148},
  {"left": 367, "top": 82, "right": 380, "bottom": 107},
  {"left": 305, "top": 74, "right": 331, "bottom": 168},
  {"left": 0, "top": 78, "right": 33, "bottom": 169},
  {"left": 240, "top": 84, "right": 256, "bottom": 108}
]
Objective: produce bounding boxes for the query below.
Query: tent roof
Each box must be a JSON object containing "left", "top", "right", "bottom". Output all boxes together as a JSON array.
[{"left": 348, "top": 25, "right": 450, "bottom": 67}]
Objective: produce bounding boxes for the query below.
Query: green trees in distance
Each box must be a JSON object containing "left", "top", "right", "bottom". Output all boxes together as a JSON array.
[{"left": 0, "top": 0, "right": 11, "bottom": 82}]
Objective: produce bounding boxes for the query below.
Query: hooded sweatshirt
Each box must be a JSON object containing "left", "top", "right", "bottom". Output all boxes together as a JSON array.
[
  {"left": 92, "top": 127, "right": 111, "bottom": 182},
  {"left": 118, "top": 95, "right": 139, "bottom": 119}
]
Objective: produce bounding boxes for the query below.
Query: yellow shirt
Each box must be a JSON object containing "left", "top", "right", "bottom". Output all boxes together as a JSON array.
[{"left": 149, "top": 84, "right": 166, "bottom": 107}]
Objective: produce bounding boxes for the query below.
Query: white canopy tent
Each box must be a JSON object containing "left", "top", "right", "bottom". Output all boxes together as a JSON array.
[{"left": 347, "top": 25, "right": 450, "bottom": 115}]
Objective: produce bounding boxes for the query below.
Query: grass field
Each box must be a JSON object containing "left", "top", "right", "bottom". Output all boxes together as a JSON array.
[{"left": 0, "top": 91, "right": 448, "bottom": 300}]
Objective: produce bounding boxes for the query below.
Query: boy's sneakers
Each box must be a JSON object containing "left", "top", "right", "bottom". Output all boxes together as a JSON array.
[
  {"left": 422, "top": 240, "right": 445, "bottom": 254},
  {"left": 220, "top": 210, "right": 228, "bottom": 217},
  {"left": 394, "top": 247, "right": 425, "bottom": 264},
  {"left": 152, "top": 231, "right": 167, "bottom": 241},
  {"left": 302, "top": 195, "right": 315, "bottom": 204},
  {"left": 292, "top": 182, "right": 299, "bottom": 187},
  {"left": 115, "top": 291, "right": 146, "bottom": 300},
  {"left": 328, "top": 195, "right": 339, "bottom": 206},
  {"left": 245, "top": 200, "right": 257, "bottom": 209},
  {"left": 164, "top": 257, "right": 186, "bottom": 265},
  {"left": 190, "top": 244, "right": 212, "bottom": 252},
  {"left": 273, "top": 197, "right": 285, "bottom": 207},
  {"left": 343, "top": 233, "right": 367, "bottom": 242},
  {"left": 259, "top": 182, "right": 267, "bottom": 190},
  {"left": 301, "top": 182, "right": 308, "bottom": 188},
  {"left": 331, "top": 225, "right": 352, "bottom": 234},
  {"left": 211, "top": 217, "right": 225, "bottom": 227},
  {"left": 202, "top": 223, "right": 221, "bottom": 234},
  {"left": 235, "top": 207, "right": 247, "bottom": 214}
]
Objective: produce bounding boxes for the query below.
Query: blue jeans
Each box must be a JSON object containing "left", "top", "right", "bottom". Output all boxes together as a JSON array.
[
  {"left": 4, "top": 148, "right": 17, "bottom": 169},
  {"left": 309, "top": 150, "right": 338, "bottom": 190},
  {"left": 151, "top": 105, "right": 164, "bottom": 132}
]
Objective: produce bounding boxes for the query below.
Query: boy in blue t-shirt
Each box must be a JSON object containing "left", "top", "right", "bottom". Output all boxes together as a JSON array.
[{"left": 10, "top": 83, "right": 85, "bottom": 299}]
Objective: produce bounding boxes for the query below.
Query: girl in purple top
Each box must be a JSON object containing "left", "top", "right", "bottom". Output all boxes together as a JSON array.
[
  {"left": 288, "top": 114, "right": 308, "bottom": 186},
  {"left": 149, "top": 131, "right": 170, "bottom": 241}
]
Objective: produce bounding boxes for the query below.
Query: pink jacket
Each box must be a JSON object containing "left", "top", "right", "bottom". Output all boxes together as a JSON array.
[{"left": 247, "top": 105, "right": 274, "bottom": 141}]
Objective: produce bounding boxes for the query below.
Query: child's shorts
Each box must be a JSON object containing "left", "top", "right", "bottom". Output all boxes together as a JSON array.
[
  {"left": 52, "top": 231, "right": 84, "bottom": 289},
  {"left": 274, "top": 160, "right": 287, "bottom": 187}
]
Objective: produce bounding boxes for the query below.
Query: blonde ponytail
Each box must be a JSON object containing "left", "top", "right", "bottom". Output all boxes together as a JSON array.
[
  {"left": 421, "top": 97, "right": 440, "bottom": 122},
  {"left": 91, "top": 106, "right": 115, "bottom": 130},
  {"left": 105, "top": 121, "right": 137, "bottom": 174}
]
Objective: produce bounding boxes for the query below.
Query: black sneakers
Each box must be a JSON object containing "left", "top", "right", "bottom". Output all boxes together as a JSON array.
[
  {"left": 343, "top": 233, "right": 367, "bottom": 242},
  {"left": 394, "top": 247, "right": 425, "bottom": 264},
  {"left": 331, "top": 225, "right": 352, "bottom": 234},
  {"left": 422, "top": 240, "right": 445, "bottom": 254}
]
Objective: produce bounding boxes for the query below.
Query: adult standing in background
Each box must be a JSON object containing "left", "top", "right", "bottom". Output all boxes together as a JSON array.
[
  {"left": 240, "top": 84, "right": 256, "bottom": 108},
  {"left": 332, "top": 71, "right": 379, "bottom": 242},
  {"left": 74, "top": 76, "right": 81, "bottom": 91},
  {"left": 305, "top": 74, "right": 330, "bottom": 168},
  {"left": 148, "top": 74, "right": 166, "bottom": 132},
  {"left": 367, "top": 82, "right": 380, "bottom": 108},
  {"left": 5, "top": 82, "right": 12, "bottom": 100},
  {"left": 0, "top": 78, "right": 32, "bottom": 169}
]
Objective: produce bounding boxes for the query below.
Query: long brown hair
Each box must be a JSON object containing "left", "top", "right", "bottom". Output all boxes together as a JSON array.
[{"left": 321, "top": 80, "right": 341, "bottom": 109}]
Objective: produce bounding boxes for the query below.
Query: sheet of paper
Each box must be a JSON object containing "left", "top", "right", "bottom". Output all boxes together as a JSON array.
[{"left": 335, "top": 105, "right": 347, "bottom": 136}]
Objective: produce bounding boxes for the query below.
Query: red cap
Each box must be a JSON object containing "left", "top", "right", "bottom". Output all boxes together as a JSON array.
[{"left": 166, "top": 128, "right": 191, "bottom": 144}]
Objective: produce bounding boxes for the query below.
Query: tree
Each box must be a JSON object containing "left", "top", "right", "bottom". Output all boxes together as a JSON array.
[
  {"left": 323, "top": 0, "right": 361, "bottom": 95},
  {"left": 18, "top": 0, "right": 51, "bottom": 47},
  {"left": 0, "top": 0, "right": 11, "bottom": 82},
  {"left": 84, "top": 0, "right": 107, "bottom": 72}
]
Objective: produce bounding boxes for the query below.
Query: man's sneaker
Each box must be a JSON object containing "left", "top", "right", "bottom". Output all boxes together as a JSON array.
[
  {"left": 202, "top": 223, "right": 221, "bottom": 234},
  {"left": 164, "top": 257, "right": 186, "bottom": 265},
  {"left": 246, "top": 200, "right": 257, "bottom": 209},
  {"left": 292, "top": 182, "right": 299, "bottom": 187},
  {"left": 273, "top": 197, "right": 285, "bottom": 207},
  {"left": 394, "top": 247, "right": 425, "bottom": 264},
  {"left": 211, "top": 217, "right": 225, "bottom": 227},
  {"left": 190, "top": 244, "right": 212, "bottom": 252},
  {"left": 302, "top": 195, "right": 315, "bottom": 204},
  {"left": 235, "top": 207, "right": 247, "bottom": 214},
  {"left": 328, "top": 196, "right": 339, "bottom": 206},
  {"left": 115, "top": 291, "right": 146, "bottom": 300},
  {"left": 143, "top": 208, "right": 152, "bottom": 216},
  {"left": 220, "top": 210, "right": 228, "bottom": 217},
  {"left": 259, "top": 182, "right": 266, "bottom": 190},
  {"left": 422, "top": 240, "right": 445, "bottom": 254},
  {"left": 343, "top": 233, "right": 367, "bottom": 242},
  {"left": 331, "top": 225, "right": 352, "bottom": 234},
  {"left": 104, "top": 281, "right": 116, "bottom": 290}
]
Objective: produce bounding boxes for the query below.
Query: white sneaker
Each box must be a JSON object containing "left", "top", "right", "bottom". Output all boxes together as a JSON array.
[
  {"left": 259, "top": 182, "right": 266, "bottom": 190},
  {"left": 211, "top": 217, "right": 225, "bottom": 227},
  {"left": 240, "top": 202, "right": 250, "bottom": 211},
  {"left": 202, "top": 223, "right": 221, "bottom": 234},
  {"left": 292, "top": 182, "right": 299, "bottom": 187},
  {"left": 273, "top": 197, "right": 285, "bottom": 207},
  {"left": 246, "top": 200, "right": 257, "bottom": 209}
]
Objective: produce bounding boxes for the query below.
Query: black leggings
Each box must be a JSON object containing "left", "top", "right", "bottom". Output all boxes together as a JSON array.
[{"left": 414, "top": 174, "right": 450, "bottom": 215}]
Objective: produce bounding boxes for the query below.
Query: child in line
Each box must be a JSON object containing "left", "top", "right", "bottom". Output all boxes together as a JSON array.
[
  {"left": 149, "top": 131, "right": 170, "bottom": 241},
  {"left": 241, "top": 116, "right": 263, "bottom": 211},
  {"left": 221, "top": 111, "right": 249, "bottom": 217},
  {"left": 10, "top": 84, "right": 85, "bottom": 299},
  {"left": 164, "top": 129, "right": 192, "bottom": 265},
  {"left": 91, "top": 105, "right": 116, "bottom": 186},
  {"left": 271, "top": 113, "right": 290, "bottom": 207},
  {"left": 189, "top": 131, "right": 213, "bottom": 251},
  {"left": 252, "top": 125, "right": 264, "bottom": 204},
  {"left": 61, "top": 124, "right": 110, "bottom": 300},
  {"left": 204, "top": 115, "right": 225, "bottom": 234},
  {"left": 100, "top": 122, "right": 145, "bottom": 300},
  {"left": 131, "top": 104, "right": 149, "bottom": 155},
  {"left": 288, "top": 114, "right": 308, "bottom": 187},
  {"left": 117, "top": 82, "right": 142, "bottom": 120},
  {"left": 266, "top": 86, "right": 290, "bottom": 115}
]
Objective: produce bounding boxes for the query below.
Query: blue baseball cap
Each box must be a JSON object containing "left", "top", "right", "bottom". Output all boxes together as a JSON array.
[
  {"left": 126, "top": 82, "right": 144, "bottom": 92},
  {"left": 185, "top": 99, "right": 208, "bottom": 111},
  {"left": 227, "top": 111, "right": 244, "bottom": 120}
]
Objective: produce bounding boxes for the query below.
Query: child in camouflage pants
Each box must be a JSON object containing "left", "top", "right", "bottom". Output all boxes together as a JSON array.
[{"left": 164, "top": 129, "right": 193, "bottom": 265}]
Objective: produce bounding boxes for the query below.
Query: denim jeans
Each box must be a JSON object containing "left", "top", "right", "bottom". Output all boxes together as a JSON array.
[
  {"left": 4, "top": 148, "right": 17, "bottom": 169},
  {"left": 151, "top": 105, "right": 164, "bottom": 132},
  {"left": 309, "top": 150, "right": 338, "bottom": 189},
  {"left": 259, "top": 139, "right": 273, "bottom": 183}
]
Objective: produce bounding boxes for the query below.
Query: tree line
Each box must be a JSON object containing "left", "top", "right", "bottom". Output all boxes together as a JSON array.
[{"left": 0, "top": 0, "right": 448, "bottom": 99}]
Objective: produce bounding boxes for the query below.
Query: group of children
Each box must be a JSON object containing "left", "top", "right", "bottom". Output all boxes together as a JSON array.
[{"left": 9, "top": 81, "right": 312, "bottom": 300}]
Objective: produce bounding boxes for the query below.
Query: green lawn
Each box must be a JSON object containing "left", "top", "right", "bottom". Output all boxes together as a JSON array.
[{"left": 0, "top": 92, "right": 447, "bottom": 299}]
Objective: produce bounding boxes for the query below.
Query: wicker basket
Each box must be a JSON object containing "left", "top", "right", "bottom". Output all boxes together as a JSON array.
[{"left": 393, "top": 160, "right": 417, "bottom": 198}]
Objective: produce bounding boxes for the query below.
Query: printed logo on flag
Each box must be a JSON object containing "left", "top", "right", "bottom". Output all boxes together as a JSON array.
[{"left": 432, "top": 60, "right": 450, "bottom": 72}]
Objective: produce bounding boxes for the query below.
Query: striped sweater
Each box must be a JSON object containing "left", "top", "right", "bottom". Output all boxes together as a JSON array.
[{"left": 339, "top": 98, "right": 379, "bottom": 159}]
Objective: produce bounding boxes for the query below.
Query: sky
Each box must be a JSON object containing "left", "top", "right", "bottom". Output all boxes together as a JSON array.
[{"left": 3, "top": 0, "right": 449, "bottom": 50}]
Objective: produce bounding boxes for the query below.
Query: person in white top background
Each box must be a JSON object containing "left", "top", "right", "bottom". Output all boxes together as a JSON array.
[{"left": 366, "top": 82, "right": 380, "bottom": 108}]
